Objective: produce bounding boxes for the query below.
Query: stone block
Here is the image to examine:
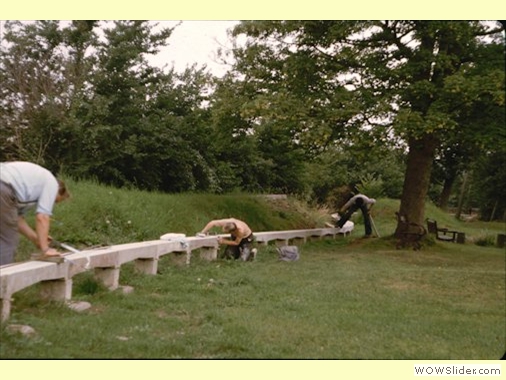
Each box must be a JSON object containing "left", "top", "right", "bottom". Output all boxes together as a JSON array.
[
  {"left": 40, "top": 278, "right": 73, "bottom": 301},
  {"left": 134, "top": 258, "right": 158, "bottom": 275},
  {"left": 94, "top": 266, "right": 120, "bottom": 290}
]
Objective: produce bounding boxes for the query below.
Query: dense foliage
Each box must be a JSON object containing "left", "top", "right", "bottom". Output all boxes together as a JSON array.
[
  {"left": 227, "top": 21, "right": 505, "bottom": 225},
  {"left": 1, "top": 20, "right": 504, "bottom": 221}
]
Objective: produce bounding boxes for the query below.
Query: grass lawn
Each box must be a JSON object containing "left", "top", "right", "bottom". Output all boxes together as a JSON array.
[{"left": 1, "top": 237, "right": 504, "bottom": 359}]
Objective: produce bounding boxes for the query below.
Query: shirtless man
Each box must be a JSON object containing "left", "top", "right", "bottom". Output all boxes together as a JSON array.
[{"left": 200, "top": 218, "right": 256, "bottom": 261}]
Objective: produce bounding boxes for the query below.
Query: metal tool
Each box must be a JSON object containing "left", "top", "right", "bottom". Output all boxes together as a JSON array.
[
  {"left": 59, "top": 242, "right": 80, "bottom": 253},
  {"left": 50, "top": 239, "right": 80, "bottom": 253},
  {"left": 370, "top": 214, "right": 380, "bottom": 238},
  {"left": 47, "top": 240, "right": 91, "bottom": 269}
]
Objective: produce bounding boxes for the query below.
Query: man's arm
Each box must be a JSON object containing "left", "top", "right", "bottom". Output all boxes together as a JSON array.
[
  {"left": 201, "top": 219, "right": 228, "bottom": 234},
  {"left": 18, "top": 214, "right": 59, "bottom": 255},
  {"left": 35, "top": 213, "right": 51, "bottom": 251},
  {"left": 18, "top": 216, "right": 38, "bottom": 246}
]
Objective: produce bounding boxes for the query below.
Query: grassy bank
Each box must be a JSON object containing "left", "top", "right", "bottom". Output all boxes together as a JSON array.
[
  {"left": 15, "top": 179, "right": 504, "bottom": 257},
  {"left": 14, "top": 178, "right": 328, "bottom": 261},
  {"left": 1, "top": 180, "right": 505, "bottom": 359}
]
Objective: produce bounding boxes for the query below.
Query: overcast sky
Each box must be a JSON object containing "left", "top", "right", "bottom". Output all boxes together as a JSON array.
[
  {"left": 146, "top": 20, "right": 240, "bottom": 77},
  {"left": 0, "top": 20, "right": 241, "bottom": 77}
]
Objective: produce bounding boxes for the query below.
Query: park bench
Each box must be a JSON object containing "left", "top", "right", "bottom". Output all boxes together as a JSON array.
[
  {"left": 426, "top": 219, "right": 463, "bottom": 243},
  {"left": 395, "top": 212, "right": 426, "bottom": 250}
]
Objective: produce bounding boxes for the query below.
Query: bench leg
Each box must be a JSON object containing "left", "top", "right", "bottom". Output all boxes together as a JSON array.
[
  {"left": 40, "top": 278, "right": 73, "bottom": 301},
  {"left": 94, "top": 266, "right": 120, "bottom": 290},
  {"left": 1, "top": 297, "right": 12, "bottom": 322},
  {"left": 275, "top": 239, "right": 289, "bottom": 247},
  {"left": 134, "top": 258, "right": 158, "bottom": 275},
  {"left": 200, "top": 247, "right": 218, "bottom": 261},
  {"left": 290, "top": 237, "right": 306, "bottom": 245}
]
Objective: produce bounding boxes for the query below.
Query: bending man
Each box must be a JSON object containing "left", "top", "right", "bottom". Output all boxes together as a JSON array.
[
  {"left": 0, "top": 161, "right": 70, "bottom": 265},
  {"left": 200, "top": 218, "right": 256, "bottom": 261},
  {"left": 336, "top": 193, "right": 376, "bottom": 237}
]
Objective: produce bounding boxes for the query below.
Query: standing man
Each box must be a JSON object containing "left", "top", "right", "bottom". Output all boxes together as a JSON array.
[
  {"left": 335, "top": 193, "right": 376, "bottom": 237},
  {"left": 0, "top": 161, "right": 70, "bottom": 265},
  {"left": 200, "top": 218, "right": 256, "bottom": 261}
]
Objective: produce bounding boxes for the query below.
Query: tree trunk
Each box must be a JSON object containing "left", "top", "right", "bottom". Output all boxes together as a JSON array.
[
  {"left": 395, "top": 134, "right": 439, "bottom": 237},
  {"left": 455, "top": 171, "right": 470, "bottom": 220},
  {"left": 438, "top": 175, "right": 455, "bottom": 211},
  {"left": 489, "top": 200, "right": 498, "bottom": 222}
]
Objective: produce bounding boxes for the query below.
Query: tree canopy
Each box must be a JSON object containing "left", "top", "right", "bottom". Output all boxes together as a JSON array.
[
  {"left": 1, "top": 20, "right": 504, "bottom": 223},
  {"left": 227, "top": 21, "right": 505, "bottom": 224}
]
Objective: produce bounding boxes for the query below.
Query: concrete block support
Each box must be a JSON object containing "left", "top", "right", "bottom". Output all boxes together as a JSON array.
[
  {"left": 275, "top": 239, "right": 289, "bottom": 247},
  {"left": 170, "top": 252, "right": 189, "bottom": 266},
  {"left": 134, "top": 258, "right": 158, "bottom": 275},
  {"left": 200, "top": 247, "right": 218, "bottom": 261},
  {"left": 290, "top": 237, "right": 306, "bottom": 245},
  {"left": 40, "top": 278, "right": 73, "bottom": 301},
  {"left": 170, "top": 249, "right": 192, "bottom": 265},
  {"left": 94, "top": 266, "right": 120, "bottom": 290},
  {"left": 1, "top": 297, "right": 12, "bottom": 322}
]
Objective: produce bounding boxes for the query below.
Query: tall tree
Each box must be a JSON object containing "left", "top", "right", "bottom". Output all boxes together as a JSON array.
[
  {"left": 0, "top": 20, "right": 98, "bottom": 171},
  {"left": 1, "top": 21, "right": 69, "bottom": 164},
  {"left": 229, "top": 21, "right": 504, "bottom": 230},
  {"left": 208, "top": 74, "right": 273, "bottom": 192},
  {"left": 432, "top": 41, "right": 505, "bottom": 210},
  {"left": 471, "top": 149, "right": 506, "bottom": 221},
  {"left": 78, "top": 21, "right": 174, "bottom": 188},
  {"left": 1, "top": 21, "right": 221, "bottom": 192}
]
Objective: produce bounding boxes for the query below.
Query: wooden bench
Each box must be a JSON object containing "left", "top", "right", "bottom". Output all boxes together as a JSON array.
[{"left": 426, "top": 219, "right": 462, "bottom": 243}]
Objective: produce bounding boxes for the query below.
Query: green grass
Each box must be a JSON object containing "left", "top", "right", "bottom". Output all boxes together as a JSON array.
[
  {"left": 14, "top": 178, "right": 325, "bottom": 261},
  {"left": 1, "top": 180, "right": 505, "bottom": 359},
  {"left": 1, "top": 240, "right": 504, "bottom": 359}
]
